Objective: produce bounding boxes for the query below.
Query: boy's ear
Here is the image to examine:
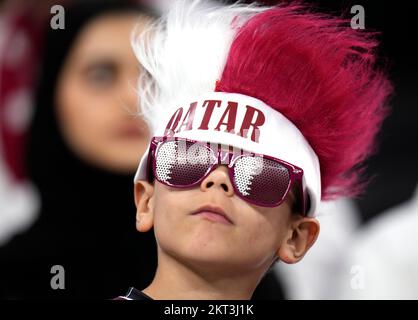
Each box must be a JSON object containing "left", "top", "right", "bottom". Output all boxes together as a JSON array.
[
  {"left": 277, "top": 216, "right": 320, "bottom": 264},
  {"left": 134, "top": 180, "right": 155, "bottom": 233}
]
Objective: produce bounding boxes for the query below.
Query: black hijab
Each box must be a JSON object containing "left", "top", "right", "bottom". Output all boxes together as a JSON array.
[{"left": 0, "top": 0, "right": 158, "bottom": 299}]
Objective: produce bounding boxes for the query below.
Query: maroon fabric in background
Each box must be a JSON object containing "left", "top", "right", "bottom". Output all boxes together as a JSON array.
[{"left": 0, "top": 9, "right": 44, "bottom": 182}]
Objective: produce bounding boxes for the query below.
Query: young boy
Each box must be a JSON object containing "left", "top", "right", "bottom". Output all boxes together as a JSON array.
[{"left": 117, "top": 0, "right": 391, "bottom": 300}]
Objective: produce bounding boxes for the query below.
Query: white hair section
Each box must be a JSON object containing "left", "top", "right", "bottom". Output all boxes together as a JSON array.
[{"left": 131, "top": 0, "right": 268, "bottom": 134}]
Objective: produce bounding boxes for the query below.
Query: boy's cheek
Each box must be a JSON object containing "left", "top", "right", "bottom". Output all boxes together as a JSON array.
[{"left": 153, "top": 199, "right": 190, "bottom": 235}]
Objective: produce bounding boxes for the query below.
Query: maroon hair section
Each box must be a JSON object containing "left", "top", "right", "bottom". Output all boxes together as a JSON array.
[{"left": 217, "top": 4, "right": 392, "bottom": 200}]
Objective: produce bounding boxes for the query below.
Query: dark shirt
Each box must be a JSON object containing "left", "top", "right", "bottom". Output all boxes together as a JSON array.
[{"left": 114, "top": 287, "right": 153, "bottom": 300}]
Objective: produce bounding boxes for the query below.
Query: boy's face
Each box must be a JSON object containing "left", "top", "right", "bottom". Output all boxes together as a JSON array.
[{"left": 136, "top": 164, "right": 319, "bottom": 274}]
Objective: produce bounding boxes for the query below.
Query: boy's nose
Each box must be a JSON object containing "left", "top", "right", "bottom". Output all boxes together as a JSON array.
[{"left": 200, "top": 166, "right": 234, "bottom": 197}]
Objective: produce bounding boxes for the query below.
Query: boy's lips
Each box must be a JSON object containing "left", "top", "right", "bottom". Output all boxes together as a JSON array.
[{"left": 191, "top": 205, "right": 234, "bottom": 225}]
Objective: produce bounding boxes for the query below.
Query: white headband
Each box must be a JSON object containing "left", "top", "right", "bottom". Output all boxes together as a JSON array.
[{"left": 135, "top": 92, "right": 321, "bottom": 217}]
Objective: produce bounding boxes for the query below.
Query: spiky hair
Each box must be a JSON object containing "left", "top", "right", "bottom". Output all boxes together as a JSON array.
[
  {"left": 132, "top": 0, "right": 392, "bottom": 200},
  {"left": 131, "top": 0, "right": 268, "bottom": 132}
]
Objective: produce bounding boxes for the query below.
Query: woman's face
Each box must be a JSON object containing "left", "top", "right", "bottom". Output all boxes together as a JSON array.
[{"left": 56, "top": 13, "right": 151, "bottom": 173}]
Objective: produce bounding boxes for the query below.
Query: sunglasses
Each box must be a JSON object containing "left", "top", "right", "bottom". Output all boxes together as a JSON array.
[{"left": 146, "top": 136, "right": 308, "bottom": 215}]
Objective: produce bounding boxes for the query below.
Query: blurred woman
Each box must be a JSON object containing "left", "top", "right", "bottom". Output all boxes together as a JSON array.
[{"left": 0, "top": 0, "right": 157, "bottom": 299}]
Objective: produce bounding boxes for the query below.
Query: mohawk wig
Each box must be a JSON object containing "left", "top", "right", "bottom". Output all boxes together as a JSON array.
[{"left": 132, "top": 0, "right": 392, "bottom": 201}]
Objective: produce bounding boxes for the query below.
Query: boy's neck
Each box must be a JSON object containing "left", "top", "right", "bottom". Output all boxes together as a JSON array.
[{"left": 142, "top": 251, "right": 264, "bottom": 300}]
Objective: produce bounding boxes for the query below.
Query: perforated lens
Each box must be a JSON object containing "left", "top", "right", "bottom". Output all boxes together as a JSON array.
[
  {"left": 153, "top": 139, "right": 294, "bottom": 207},
  {"left": 155, "top": 140, "right": 215, "bottom": 186},
  {"left": 233, "top": 156, "right": 290, "bottom": 205}
]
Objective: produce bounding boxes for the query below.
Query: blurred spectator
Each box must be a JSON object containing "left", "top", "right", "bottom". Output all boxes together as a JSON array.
[{"left": 0, "top": 0, "right": 158, "bottom": 299}]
